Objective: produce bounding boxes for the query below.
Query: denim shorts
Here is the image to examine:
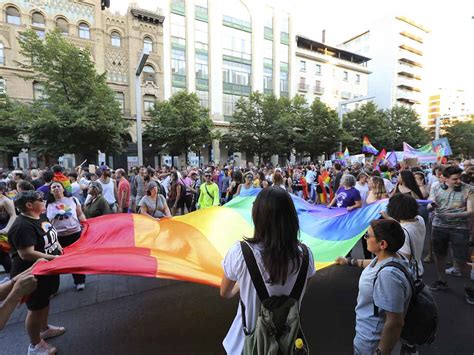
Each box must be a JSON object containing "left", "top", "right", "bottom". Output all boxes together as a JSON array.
[{"left": 432, "top": 226, "right": 470, "bottom": 262}]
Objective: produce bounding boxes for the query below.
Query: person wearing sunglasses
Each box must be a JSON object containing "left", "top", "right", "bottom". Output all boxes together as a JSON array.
[
  {"left": 8, "top": 191, "right": 64, "bottom": 355},
  {"left": 197, "top": 172, "right": 220, "bottom": 209},
  {"left": 235, "top": 172, "right": 255, "bottom": 197},
  {"left": 335, "top": 219, "right": 412, "bottom": 355}
]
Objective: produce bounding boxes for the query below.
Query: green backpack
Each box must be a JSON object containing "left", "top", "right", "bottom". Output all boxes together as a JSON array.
[{"left": 240, "top": 242, "right": 310, "bottom": 355}]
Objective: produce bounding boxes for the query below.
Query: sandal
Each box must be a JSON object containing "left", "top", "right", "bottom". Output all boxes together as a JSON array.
[{"left": 40, "top": 325, "right": 66, "bottom": 339}]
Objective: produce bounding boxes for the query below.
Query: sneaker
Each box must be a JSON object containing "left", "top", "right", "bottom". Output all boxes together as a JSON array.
[
  {"left": 423, "top": 255, "right": 433, "bottom": 263},
  {"left": 445, "top": 266, "right": 461, "bottom": 277},
  {"left": 428, "top": 280, "right": 448, "bottom": 291},
  {"left": 28, "top": 339, "right": 57, "bottom": 355},
  {"left": 76, "top": 283, "right": 85, "bottom": 291},
  {"left": 466, "top": 288, "right": 474, "bottom": 305}
]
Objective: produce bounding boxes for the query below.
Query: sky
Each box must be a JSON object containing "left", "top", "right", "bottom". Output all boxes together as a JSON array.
[{"left": 110, "top": 0, "right": 474, "bottom": 95}]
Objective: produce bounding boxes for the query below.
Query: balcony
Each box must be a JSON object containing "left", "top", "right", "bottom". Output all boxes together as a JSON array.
[
  {"left": 280, "top": 91, "right": 289, "bottom": 98},
  {"left": 398, "top": 71, "right": 421, "bottom": 80},
  {"left": 399, "top": 44, "right": 423, "bottom": 56},
  {"left": 396, "top": 89, "right": 421, "bottom": 104},
  {"left": 398, "top": 61, "right": 421, "bottom": 76},
  {"left": 397, "top": 78, "right": 421, "bottom": 92},
  {"left": 314, "top": 86, "right": 324, "bottom": 95},
  {"left": 223, "top": 82, "right": 251, "bottom": 95},
  {"left": 170, "top": 0, "right": 185, "bottom": 15},
  {"left": 264, "top": 88, "right": 273, "bottom": 95},
  {"left": 223, "top": 15, "right": 251, "bottom": 32},
  {"left": 195, "top": 5, "right": 208, "bottom": 22},
  {"left": 172, "top": 74, "right": 186, "bottom": 88},
  {"left": 264, "top": 27, "right": 273, "bottom": 40},
  {"left": 196, "top": 77, "right": 208, "bottom": 90},
  {"left": 298, "top": 83, "right": 309, "bottom": 92},
  {"left": 398, "top": 50, "right": 423, "bottom": 67},
  {"left": 280, "top": 32, "right": 289, "bottom": 45}
]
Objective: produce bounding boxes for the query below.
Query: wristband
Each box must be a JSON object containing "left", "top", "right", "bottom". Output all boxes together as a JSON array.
[{"left": 351, "top": 258, "right": 358, "bottom": 267}]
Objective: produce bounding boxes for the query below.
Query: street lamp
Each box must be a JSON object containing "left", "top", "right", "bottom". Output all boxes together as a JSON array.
[
  {"left": 337, "top": 95, "right": 375, "bottom": 152},
  {"left": 435, "top": 114, "right": 450, "bottom": 140},
  {"left": 135, "top": 49, "right": 149, "bottom": 166}
]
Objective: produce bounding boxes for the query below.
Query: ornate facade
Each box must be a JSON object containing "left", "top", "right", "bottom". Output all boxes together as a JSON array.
[{"left": 0, "top": 0, "right": 164, "bottom": 168}]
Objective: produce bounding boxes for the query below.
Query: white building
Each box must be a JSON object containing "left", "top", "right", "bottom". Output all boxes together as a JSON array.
[
  {"left": 427, "top": 88, "right": 474, "bottom": 131},
  {"left": 295, "top": 35, "right": 370, "bottom": 111},
  {"left": 340, "top": 15, "right": 430, "bottom": 116},
  {"left": 159, "top": 0, "right": 295, "bottom": 165}
]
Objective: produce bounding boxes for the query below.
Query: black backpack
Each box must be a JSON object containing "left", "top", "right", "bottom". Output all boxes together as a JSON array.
[
  {"left": 239, "top": 241, "right": 310, "bottom": 354},
  {"left": 373, "top": 261, "right": 438, "bottom": 346}
]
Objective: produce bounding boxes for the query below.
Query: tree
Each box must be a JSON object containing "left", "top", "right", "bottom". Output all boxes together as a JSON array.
[
  {"left": 292, "top": 98, "right": 342, "bottom": 160},
  {"left": 144, "top": 91, "right": 213, "bottom": 164},
  {"left": 0, "top": 94, "right": 28, "bottom": 153},
  {"left": 387, "top": 105, "right": 429, "bottom": 150},
  {"left": 223, "top": 92, "right": 288, "bottom": 164},
  {"left": 17, "top": 30, "right": 129, "bottom": 160},
  {"left": 444, "top": 119, "right": 474, "bottom": 158},
  {"left": 342, "top": 102, "right": 392, "bottom": 153}
]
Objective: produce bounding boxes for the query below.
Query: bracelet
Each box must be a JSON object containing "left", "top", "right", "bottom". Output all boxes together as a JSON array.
[
  {"left": 351, "top": 258, "right": 358, "bottom": 267},
  {"left": 346, "top": 257, "right": 352, "bottom": 265}
]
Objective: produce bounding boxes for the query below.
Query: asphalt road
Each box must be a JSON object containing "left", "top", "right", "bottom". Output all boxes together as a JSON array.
[{"left": 1, "top": 240, "right": 473, "bottom": 355}]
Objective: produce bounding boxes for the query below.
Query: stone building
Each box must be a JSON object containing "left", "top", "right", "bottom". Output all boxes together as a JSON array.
[{"left": 0, "top": 0, "right": 164, "bottom": 169}]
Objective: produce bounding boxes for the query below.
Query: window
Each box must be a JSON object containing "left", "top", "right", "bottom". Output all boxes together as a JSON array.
[
  {"left": 31, "top": 12, "right": 45, "bottom": 27},
  {"left": 300, "top": 60, "right": 306, "bottom": 72},
  {"left": 111, "top": 31, "right": 121, "bottom": 47},
  {"left": 263, "top": 67, "right": 273, "bottom": 91},
  {"left": 222, "top": 26, "right": 251, "bottom": 61},
  {"left": 223, "top": 93, "right": 241, "bottom": 117},
  {"left": 0, "top": 43, "right": 4, "bottom": 65},
  {"left": 280, "top": 70, "right": 289, "bottom": 93},
  {"left": 315, "top": 64, "right": 321, "bottom": 75},
  {"left": 195, "top": 20, "right": 208, "bottom": 50},
  {"left": 78, "top": 23, "right": 90, "bottom": 39},
  {"left": 278, "top": 44, "right": 289, "bottom": 64},
  {"left": 143, "top": 65, "right": 155, "bottom": 83},
  {"left": 280, "top": 15, "right": 289, "bottom": 33},
  {"left": 343, "top": 71, "right": 348, "bottom": 81},
  {"left": 115, "top": 92, "right": 125, "bottom": 114},
  {"left": 171, "top": 48, "right": 186, "bottom": 75},
  {"left": 6, "top": 7, "right": 20, "bottom": 25},
  {"left": 196, "top": 90, "right": 209, "bottom": 109},
  {"left": 355, "top": 74, "right": 361, "bottom": 84},
  {"left": 33, "top": 82, "right": 44, "bottom": 100},
  {"left": 195, "top": 53, "right": 208, "bottom": 79},
  {"left": 56, "top": 18, "right": 69, "bottom": 35},
  {"left": 143, "top": 37, "right": 153, "bottom": 53},
  {"left": 143, "top": 95, "right": 156, "bottom": 113},
  {"left": 0, "top": 77, "right": 5, "bottom": 94},
  {"left": 263, "top": 39, "right": 272, "bottom": 60},
  {"left": 170, "top": 14, "right": 186, "bottom": 44},
  {"left": 222, "top": 60, "right": 251, "bottom": 86}
]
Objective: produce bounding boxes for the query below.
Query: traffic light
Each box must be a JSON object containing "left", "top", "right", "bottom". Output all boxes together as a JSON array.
[{"left": 101, "top": 0, "right": 110, "bottom": 10}]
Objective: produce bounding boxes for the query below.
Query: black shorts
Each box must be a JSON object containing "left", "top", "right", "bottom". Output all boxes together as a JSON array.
[
  {"left": 26, "top": 274, "right": 60, "bottom": 311},
  {"left": 432, "top": 226, "right": 470, "bottom": 262}
]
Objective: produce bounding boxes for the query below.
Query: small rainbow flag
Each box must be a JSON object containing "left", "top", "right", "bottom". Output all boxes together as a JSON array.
[
  {"left": 336, "top": 151, "right": 344, "bottom": 160},
  {"left": 362, "top": 136, "right": 379, "bottom": 155},
  {"left": 344, "top": 147, "right": 350, "bottom": 159},
  {"left": 373, "top": 148, "right": 387, "bottom": 170}
]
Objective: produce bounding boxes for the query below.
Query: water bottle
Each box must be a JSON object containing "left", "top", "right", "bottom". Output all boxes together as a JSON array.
[{"left": 294, "top": 338, "right": 308, "bottom": 354}]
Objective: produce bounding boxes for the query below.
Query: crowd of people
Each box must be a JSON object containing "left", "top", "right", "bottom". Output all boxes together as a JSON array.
[{"left": 0, "top": 157, "right": 473, "bottom": 354}]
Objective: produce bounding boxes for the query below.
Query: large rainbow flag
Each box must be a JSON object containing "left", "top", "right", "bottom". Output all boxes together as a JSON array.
[{"left": 33, "top": 193, "right": 388, "bottom": 287}]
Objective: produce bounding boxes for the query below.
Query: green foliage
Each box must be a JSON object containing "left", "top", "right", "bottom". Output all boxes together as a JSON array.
[
  {"left": 292, "top": 98, "right": 342, "bottom": 159},
  {"left": 386, "top": 105, "right": 430, "bottom": 150},
  {"left": 144, "top": 91, "right": 213, "bottom": 163},
  {"left": 0, "top": 94, "right": 28, "bottom": 153},
  {"left": 445, "top": 118, "right": 474, "bottom": 157},
  {"left": 342, "top": 102, "right": 429, "bottom": 153},
  {"left": 223, "top": 92, "right": 289, "bottom": 164},
  {"left": 17, "top": 30, "right": 129, "bottom": 157}
]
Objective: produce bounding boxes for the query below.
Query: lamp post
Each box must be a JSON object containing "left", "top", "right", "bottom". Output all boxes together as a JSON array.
[
  {"left": 135, "top": 49, "right": 149, "bottom": 166},
  {"left": 435, "top": 114, "right": 450, "bottom": 140},
  {"left": 337, "top": 95, "right": 375, "bottom": 152}
]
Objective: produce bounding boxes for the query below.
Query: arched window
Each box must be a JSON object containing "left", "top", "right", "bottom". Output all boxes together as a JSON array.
[
  {"left": 33, "top": 82, "right": 44, "bottom": 100},
  {"left": 0, "top": 43, "right": 4, "bottom": 65},
  {"left": 143, "top": 65, "right": 155, "bottom": 83},
  {"left": 6, "top": 6, "right": 21, "bottom": 25},
  {"left": 111, "top": 31, "right": 121, "bottom": 47},
  {"left": 78, "top": 22, "right": 90, "bottom": 39},
  {"left": 31, "top": 12, "right": 45, "bottom": 27},
  {"left": 143, "top": 95, "right": 156, "bottom": 113},
  {"left": 143, "top": 37, "right": 153, "bottom": 53},
  {"left": 56, "top": 17, "right": 69, "bottom": 35}
]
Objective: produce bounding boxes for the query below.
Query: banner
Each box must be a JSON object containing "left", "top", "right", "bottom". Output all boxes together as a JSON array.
[
  {"left": 403, "top": 143, "right": 437, "bottom": 163},
  {"left": 432, "top": 138, "right": 452, "bottom": 157}
]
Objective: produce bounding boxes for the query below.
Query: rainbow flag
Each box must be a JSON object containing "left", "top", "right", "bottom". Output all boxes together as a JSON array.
[
  {"left": 33, "top": 193, "right": 388, "bottom": 287},
  {"left": 362, "top": 136, "right": 379, "bottom": 155},
  {"left": 343, "top": 147, "right": 350, "bottom": 159},
  {"left": 53, "top": 172, "right": 72, "bottom": 193},
  {"left": 403, "top": 142, "right": 437, "bottom": 163},
  {"left": 336, "top": 151, "right": 344, "bottom": 160},
  {"left": 373, "top": 148, "right": 387, "bottom": 170}
]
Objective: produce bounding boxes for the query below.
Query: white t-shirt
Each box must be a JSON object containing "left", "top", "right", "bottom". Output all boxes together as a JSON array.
[
  {"left": 222, "top": 241, "right": 315, "bottom": 355},
  {"left": 71, "top": 181, "right": 81, "bottom": 199},
  {"left": 383, "top": 178, "right": 394, "bottom": 194},
  {"left": 355, "top": 182, "right": 369, "bottom": 206},
  {"left": 399, "top": 216, "right": 426, "bottom": 276}
]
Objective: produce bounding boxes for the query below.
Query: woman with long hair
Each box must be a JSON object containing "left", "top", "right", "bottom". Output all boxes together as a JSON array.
[
  {"left": 167, "top": 171, "right": 184, "bottom": 216},
  {"left": 46, "top": 181, "right": 86, "bottom": 291},
  {"left": 392, "top": 170, "right": 423, "bottom": 200},
  {"left": 138, "top": 181, "right": 171, "bottom": 219},
  {"left": 413, "top": 172, "right": 429, "bottom": 199},
  {"left": 226, "top": 170, "right": 243, "bottom": 202},
  {"left": 220, "top": 187, "right": 315, "bottom": 354},
  {"left": 235, "top": 172, "right": 255, "bottom": 196},
  {"left": 0, "top": 182, "right": 15, "bottom": 279},
  {"left": 366, "top": 176, "right": 388, "bottom": 204},
  {"left": 335, "top": 219, "right": 412, "bottom": 355}
]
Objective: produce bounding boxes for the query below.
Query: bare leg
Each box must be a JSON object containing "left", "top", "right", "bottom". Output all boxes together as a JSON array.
[{"left": 25, "top": 306, "right": 49, "bottom": 346}]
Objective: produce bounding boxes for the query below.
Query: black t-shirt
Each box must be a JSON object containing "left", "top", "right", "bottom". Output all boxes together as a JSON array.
[
  {"left": 8, "top": 214, "right": 61, "bottom": 276},
  {"left": 31, "top": 178, "right": 44, "bottom": 190}
]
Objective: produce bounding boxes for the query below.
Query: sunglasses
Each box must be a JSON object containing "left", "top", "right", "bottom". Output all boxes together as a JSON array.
[{"left": 205, "top": 175, "right": 211, "bottom": 178}]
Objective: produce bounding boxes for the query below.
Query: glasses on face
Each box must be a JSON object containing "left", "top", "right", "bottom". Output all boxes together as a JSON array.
[{"left": 205, "top": 175, "right": 211, "bottom": 178}]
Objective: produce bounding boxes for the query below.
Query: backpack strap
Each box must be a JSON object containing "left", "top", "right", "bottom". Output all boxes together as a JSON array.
[
  {"left": 240, "top": 241, "right": 270, "bottom": 301},
  {"left": 372, "top": 260, "right": 415, "bottom": 317},
  {"left": 290, "top": 244, "right": 309, "bottom": 300},
  {"left": 401, "top": 226, "right": 420, "bottom": 279}
]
